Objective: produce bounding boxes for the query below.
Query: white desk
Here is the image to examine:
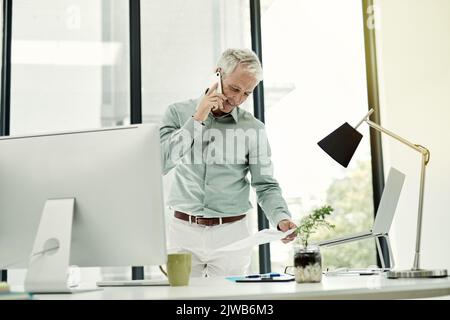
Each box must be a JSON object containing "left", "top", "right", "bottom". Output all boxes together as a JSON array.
[{"left": 32, "top": 274, "right": 450, "bottom": 300}]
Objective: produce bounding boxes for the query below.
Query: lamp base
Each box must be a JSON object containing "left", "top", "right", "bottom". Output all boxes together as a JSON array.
[{"left": 387, "top": 269, "right": 447, "bottom": 279}]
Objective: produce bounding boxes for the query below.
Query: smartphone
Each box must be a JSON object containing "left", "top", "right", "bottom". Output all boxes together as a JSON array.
[{"left": 215, "top": 71, "right": 223, "bottom": 94}]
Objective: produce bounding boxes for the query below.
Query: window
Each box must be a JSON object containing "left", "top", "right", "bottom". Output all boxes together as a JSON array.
[
  {"left": 261, "top": 0, "right": 376, "bottom": 271},
  {"left": 3, "top": 1, "right": 379, "bottom": 281},
  {"left": 10, "top": 0, "right": 130, "bottom": 135},
  {"left": 141, "top": 0, "right": 254, "bottom": 122}
]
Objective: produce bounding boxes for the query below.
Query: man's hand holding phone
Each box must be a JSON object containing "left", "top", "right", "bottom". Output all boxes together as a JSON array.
[{"left": 193, "top": 81, "right": 227, "bottom": 123}]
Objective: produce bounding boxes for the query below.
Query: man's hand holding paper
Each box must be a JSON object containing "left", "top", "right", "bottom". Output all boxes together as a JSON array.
[{"left": 216, "top": 228, "right": 297, "bottom": 253}]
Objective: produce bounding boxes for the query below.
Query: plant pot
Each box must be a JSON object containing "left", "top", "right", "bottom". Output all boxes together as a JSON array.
[{"left": 293, "top": 245, "right": 322, "bottom": 283}]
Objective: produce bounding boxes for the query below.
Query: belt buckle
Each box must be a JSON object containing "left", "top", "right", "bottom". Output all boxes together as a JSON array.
[
  {"left": 195, "top": 216, "right": 215, "bottom": 226},
  {"left": 192, "top": 215, "right": 203, "bottom": 225}
]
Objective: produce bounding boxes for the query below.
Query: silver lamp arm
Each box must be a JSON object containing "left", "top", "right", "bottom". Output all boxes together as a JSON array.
[{"left": 361, "top": 109, "right": 428, "bottom": 271}]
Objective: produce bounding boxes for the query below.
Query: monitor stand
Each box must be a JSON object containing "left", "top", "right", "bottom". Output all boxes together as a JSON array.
[{"left": 24, "top": 198, "right": 100, "bottom": 294}]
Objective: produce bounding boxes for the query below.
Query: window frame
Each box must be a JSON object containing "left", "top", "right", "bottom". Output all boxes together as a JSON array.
[{"left": 0, "top": 0, "right": 387, "bottom": 281}]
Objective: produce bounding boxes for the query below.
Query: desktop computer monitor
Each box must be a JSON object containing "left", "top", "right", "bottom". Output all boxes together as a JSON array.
[{"left": 0, "top": 124, "right": 167, "bottom": 292}]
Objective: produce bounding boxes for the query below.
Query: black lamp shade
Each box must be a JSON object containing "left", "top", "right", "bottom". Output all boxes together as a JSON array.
[{"left": 317, "top": 122, "right": 363, "bottom": 168}]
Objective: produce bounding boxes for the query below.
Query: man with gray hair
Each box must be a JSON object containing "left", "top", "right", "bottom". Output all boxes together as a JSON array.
[{"left": 160, "top": 48, "right": 297, "bottom": 277}]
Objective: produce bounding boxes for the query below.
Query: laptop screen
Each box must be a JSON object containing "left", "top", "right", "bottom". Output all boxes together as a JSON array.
[{"left": 372, "top": 167, "right": 405, "bottom": 234}]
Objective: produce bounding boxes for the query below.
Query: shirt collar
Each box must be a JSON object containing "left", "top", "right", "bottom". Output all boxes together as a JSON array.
[
  {"left": 230, "top": 107, "right": 239, "bottom": 123},
  {"left": 208, "top": 107, "right": 239, "bottom": 123}
]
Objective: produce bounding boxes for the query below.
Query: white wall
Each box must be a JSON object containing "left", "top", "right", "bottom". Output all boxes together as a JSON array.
[{"left": 375, "top": 0, "right": 450, "bottom": 271}]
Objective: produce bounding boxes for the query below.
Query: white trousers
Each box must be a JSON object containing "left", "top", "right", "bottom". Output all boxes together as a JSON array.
[{"left": 167, "top": 214, "right": 251, "bottom": 277}]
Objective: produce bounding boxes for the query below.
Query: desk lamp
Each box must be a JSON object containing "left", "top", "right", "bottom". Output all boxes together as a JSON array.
[{"left": 317, "top": 108, "right": 447, "bottom": 278}]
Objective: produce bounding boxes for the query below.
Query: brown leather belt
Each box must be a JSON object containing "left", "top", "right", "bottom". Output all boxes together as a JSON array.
[{"left": 174, "top": 211, "right": 245, "bottom": 227}]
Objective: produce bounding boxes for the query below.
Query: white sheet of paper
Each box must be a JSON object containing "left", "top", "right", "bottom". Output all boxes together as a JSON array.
[{"left": 215, "top": 228, "right": 296, "bottom": 252}]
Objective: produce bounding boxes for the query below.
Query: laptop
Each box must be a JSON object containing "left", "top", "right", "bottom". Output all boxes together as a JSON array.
[{"left": 314, "top": 167, "right": 405, "bottom": 247}]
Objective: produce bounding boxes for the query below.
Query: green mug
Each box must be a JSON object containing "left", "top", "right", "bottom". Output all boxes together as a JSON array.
[{"left": 160, "top": 253, "right": 192, "bottom": 286}]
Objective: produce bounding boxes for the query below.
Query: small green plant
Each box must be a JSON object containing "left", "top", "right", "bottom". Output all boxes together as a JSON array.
[{"left": 296, "top": 205, "right": 335, "bottom": 248}]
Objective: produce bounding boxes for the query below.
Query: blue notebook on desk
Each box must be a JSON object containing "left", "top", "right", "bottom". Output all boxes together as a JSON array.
[{"left": 226, "top": 273, "right": 295, "bottom": 283}]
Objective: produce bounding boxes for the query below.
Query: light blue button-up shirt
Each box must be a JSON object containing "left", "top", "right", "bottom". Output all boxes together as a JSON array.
[{"left": 160, "top": 97, "right": 291, "bottom": 227}]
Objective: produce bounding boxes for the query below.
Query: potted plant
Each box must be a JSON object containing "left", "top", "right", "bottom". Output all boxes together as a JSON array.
[{"left": 294, "top": 205, "right": 335, "bottom": 283}]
